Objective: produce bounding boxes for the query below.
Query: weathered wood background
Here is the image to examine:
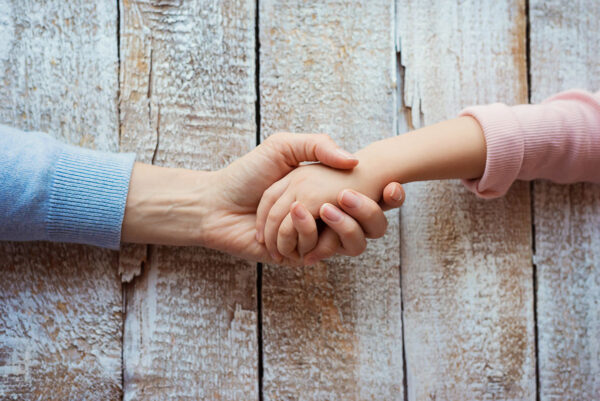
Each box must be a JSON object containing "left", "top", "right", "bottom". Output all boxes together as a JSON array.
[{"left": 0, "top": 0, "right": 598, "bottom": 400}]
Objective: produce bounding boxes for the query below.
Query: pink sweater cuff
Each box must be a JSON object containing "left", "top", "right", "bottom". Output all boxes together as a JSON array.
[
  {"left": 459, "top": 104, "right": 525, "bottom": 198},
  {"left": 459, "top": 89, "right": 600, "bottom": 198}
]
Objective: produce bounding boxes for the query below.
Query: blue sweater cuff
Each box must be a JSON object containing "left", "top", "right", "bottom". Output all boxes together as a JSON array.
[{"left": 46, "top": 145, "right": 136, "bottom": 250}]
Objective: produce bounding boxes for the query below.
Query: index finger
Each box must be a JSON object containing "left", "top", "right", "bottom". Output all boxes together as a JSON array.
[{"left": 337, "top": 189, "right": 389, "bottom": 239}]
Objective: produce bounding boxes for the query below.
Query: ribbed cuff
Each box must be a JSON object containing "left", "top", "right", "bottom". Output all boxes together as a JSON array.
[
  {"left": 514, "top": 92, "right": 600, "bottom": 182},
  {"left": 46, "top": 145, "right": 136, "bottom": 250},
  {"left": 459, "top": 103, "right": 525, "bottom": 198}
]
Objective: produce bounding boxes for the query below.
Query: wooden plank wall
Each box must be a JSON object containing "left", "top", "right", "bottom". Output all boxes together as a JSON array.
[
  {"left": 118, "top": 0, "right": 258, "bottom": 400},
  {"left": 396, "top": 1, "right": 535, "bottom": 399},
  {"left": 530, "top": 0, "right": 600, "bottom": 399},
  {"left": 259, "top": 0, "right": 403, "bottom": 399},
  {"left": 0, "top": 1, "right": 123, "bottom": 399},
  {"left": 1, "top": 0, "right": 599, "bottom": 400}
]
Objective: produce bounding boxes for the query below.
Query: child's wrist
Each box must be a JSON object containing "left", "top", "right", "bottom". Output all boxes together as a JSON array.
[
  {"left": 353, "top": 144, "right": 401, "bottom": 201},
  {"left": 355, "top": 141, "right": 407, "bottom": 188}
]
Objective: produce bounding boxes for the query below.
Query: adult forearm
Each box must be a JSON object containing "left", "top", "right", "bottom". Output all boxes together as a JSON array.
[
  {"left": 121, "top": 163, "right": 217, "bottom": 247},
  {"left": 356, "top": 117, "right": 486, "bottom": 186}
]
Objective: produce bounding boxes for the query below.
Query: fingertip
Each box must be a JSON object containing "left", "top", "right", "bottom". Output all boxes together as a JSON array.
[
  {"left": 320, "top": 203, "right": 344, "bottom": 223},
  {"left": 398, "top": 185, "right": 405, "bottom": 204},
  {"left": 292, "top": 203, "right": 318, "bottom": 257},
  {"left": 277, "top": 214, "right": 300, "bottom": 259},
  {"left": 382, "top": 182, "right": 405, "bottom": 210},
  {"left": 319, "top": 145, "right": 359, "bottom": 169},
  {"left": 334, "top": 149, "right": 359, "bottom": 168},
  {"left": 338, "top": 189, "right": 362, "bottom": 209},
  {"left": 334, "top": 148, "right": 358, "bottom": 161},
  {"left": 291, "top": 201, "right": 307, "bottom": 220},
  {"left": 390, "top": 183, "right": 404, "bottom": 203}
]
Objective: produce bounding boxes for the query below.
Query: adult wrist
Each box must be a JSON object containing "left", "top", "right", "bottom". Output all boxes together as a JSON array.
[{"left": 121, "top": 163, "right": 218, "bottom": 247}]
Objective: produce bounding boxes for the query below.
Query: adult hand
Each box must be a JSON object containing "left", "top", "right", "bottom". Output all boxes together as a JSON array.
[
  {"left": 284, "top": 182, "right": 405, "bottom": 265},
  {"left": 206, "top": 132, "right": 404, "bottom": 264},
  {"left": 122, "top": 132, "right": 405, "bottom": 264}
]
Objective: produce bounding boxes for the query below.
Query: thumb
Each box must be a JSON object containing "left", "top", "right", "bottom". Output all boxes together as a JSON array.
[{"left": 265, "top": 132, "right": 359, "bottom": 169}]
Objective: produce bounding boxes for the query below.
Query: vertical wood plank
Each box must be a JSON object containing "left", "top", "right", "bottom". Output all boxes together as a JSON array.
[
  {"left": 260, "top": 1, "right": 403, "bottom": 399},
  {"left": 529, "top": 1, "right": 600, "bottom": 399},
  {"left": 396, "top": 1, "right": 536, "bottom": 399},
  {"left": 0, "top": 1, "right": 122, "bottom": 399},
  {"left": 119, "top": 1, "right": 259, "bottom": 399}
]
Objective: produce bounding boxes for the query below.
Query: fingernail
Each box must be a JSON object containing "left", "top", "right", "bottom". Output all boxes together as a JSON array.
[
  {"left": 292, "top": 202, "right": 307, "bottom": 220},
  {"left": 256, "top": 230, "right": 264, "bottom": 243},
  {"left": 321, "top": 204, "right": 343, "bottom": 222},
  {"left": 336, "top": 148, "right": 358, "bottom": 160},
  {"left": 340, "top": 190, "right": 361, "bottom": 208},
  {"left": 391, "top": 186, "right": 403, "bottom": 202}
]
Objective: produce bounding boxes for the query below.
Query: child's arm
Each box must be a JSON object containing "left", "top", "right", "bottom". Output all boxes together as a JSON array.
[
  {"left": 256, "top": 117, "right": 487, "bottom": 261},
  {"left": 258, "top": 88, "right": 600, "bottom": 262},
  {"left": 355, "top": 117, "right": 487, "bottom": 188}
]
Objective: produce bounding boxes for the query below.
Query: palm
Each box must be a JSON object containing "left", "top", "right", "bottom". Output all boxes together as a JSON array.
[{"left": 206, "top": 142, "right": 299, "bottom": 262}]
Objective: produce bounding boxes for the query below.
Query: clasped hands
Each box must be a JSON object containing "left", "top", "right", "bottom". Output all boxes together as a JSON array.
[{"left": 122, "top": 132, "right": 404, "bottom": 265}]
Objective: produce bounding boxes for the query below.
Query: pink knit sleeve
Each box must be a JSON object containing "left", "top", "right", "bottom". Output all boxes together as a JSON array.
[{"left": 459, "top": 89, "right": 600, "bottom": 198}]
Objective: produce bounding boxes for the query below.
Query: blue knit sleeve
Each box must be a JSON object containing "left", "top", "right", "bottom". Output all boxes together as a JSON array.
[{"left": 0, "top": 124, "right": 136, "bottom": 250}]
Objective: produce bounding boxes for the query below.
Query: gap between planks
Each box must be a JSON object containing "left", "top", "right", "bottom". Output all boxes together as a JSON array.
[
  {"left": 525, "top": 0, "right": 541, "bottom": 399},
  {"left": 255, "top": 0, "right": 264, "bottom": 399}
]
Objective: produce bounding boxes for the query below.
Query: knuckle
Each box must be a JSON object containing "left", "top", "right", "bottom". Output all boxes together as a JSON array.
[
  {"left": 262, "top": 189, "right": 277, "bottom": 204},
  {"left": 380, "top": 219, "right": 389, "bottom": 235},
  {"left": 338, "top": 223, "right": 357, "bottom": 238},
  {"left": 320, "top": 243, "right": 338, "bottom": 257},
  {"left": 297, "top": 223, "right": 316, "bottom": 236},
  {"left": 279, "top": 245, "right": 294, "bottom": 258},
  {"left": 266, "top": 213, "right": 283, "bottom": 231},
  {"left": 266, "top": 213, "right": 278, "bottom": 227},
  {"left": 357, "top": 239, "right": 367, "bottom": 253},
  {"left": 269, "top": 132, "right": 287, "bottom": 142},
  {"left": 265, "top": 132, "right": 290, "bottom": 149},
  {"left": 294, "top": 220, "right": 310, "bottom": 235},
  {"left": 347, "top": 248, "right": 362, "bottom": 257},
  {"left": 370, "top": 220, "right": 388, "bottom": 239},
  {"left": 347, "top": 241, "right": 366, "bottom": 257},
  {"left": 280, "top": 223, "right": 295, "bottom": 239},
  {"left": 364, "top": 204, "right": 381, "bottom": 221},
  {"left": 304, "top": 193, "right": 321, "bottom": 207},
  {"left": 317, "top": 133, "right": 332, "bottom": 143}
]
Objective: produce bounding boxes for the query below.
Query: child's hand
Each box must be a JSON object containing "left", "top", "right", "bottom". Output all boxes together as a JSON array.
[{"left": 256, "top": 162, "right": 384, "bottom": 262}]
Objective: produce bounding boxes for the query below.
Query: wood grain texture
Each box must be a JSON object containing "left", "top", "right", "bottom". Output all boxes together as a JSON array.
[
  {"left": 529, "top": 1, "right": 600, "bottom": 399},
  {"left": 0, "top": 1, "right": 122, "bottom": 399},
  {"left": 118, "top": 0, "right": 259, "bottom": 399},
  {"left": 0, "top": 244, "right": 122, "bottom": 399},
  {"left": 396, "top": 1, "right": 536, "bottom": 399},
  {"left": 260, "top": 1, "right": 403, "bottom": 399}
]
